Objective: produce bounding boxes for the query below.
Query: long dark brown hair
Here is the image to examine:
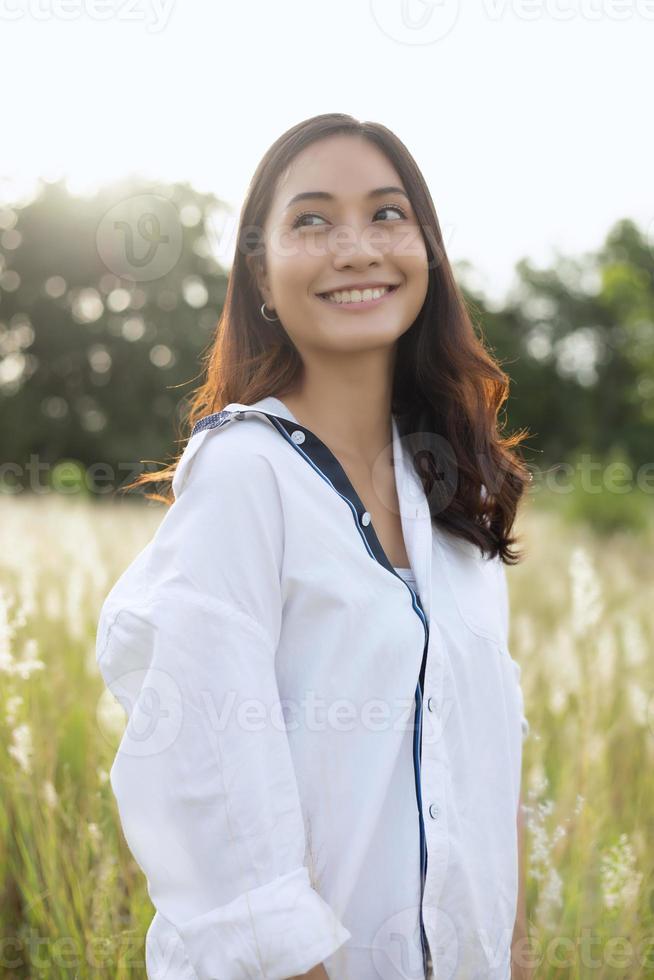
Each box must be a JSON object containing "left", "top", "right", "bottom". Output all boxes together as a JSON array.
[{"left": 124, "top": 113, "right": 532, "bottom": 564}]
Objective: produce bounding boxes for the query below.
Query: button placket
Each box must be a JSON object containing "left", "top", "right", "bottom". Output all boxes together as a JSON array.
[
  {"left": 423, "top": 624, "right": 445, "bottom": 711},
  {"left": 418, "top": 620, "right": 450, "bottom": 923},
  {"left": 420, "top": 749, "right": 450, "bottom": 914},
  {"left": 265, "top": 409, "right": 442, "bottom": 968}
]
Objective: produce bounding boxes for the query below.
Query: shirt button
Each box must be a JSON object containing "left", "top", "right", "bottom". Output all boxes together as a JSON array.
[
  {"left": 428, "top": 803, "right": 441, "bottom": 821},
  {"left": 426, "top": 697, "right": 434, "bottom": 712},
  {"left": 361, "top": 511, "right": 371, "bottom": 526},
  {"left": 291, "top": 430, "right": 305, "bottom": 444}
]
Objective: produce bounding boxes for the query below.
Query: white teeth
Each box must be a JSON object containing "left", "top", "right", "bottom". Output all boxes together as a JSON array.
[{"left": 322, "top": 286, "right": 393, "bottom": 304}]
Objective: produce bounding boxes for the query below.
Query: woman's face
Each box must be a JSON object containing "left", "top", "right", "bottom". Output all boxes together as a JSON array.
[{"left": 255, "top": 134, "right": 429, "bottom": 357}]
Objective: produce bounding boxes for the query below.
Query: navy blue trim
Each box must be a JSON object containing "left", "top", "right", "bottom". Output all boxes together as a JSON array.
[
  {"left": 414, "top": 654, "right": 429, "bottom": 975},
  {"left": 191, "top": 408, "right": 431, "bottom": 977}
]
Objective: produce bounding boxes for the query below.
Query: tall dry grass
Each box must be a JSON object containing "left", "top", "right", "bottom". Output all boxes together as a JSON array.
[{"left": 0, "top": 491, "right": 652, "bottom": 978}]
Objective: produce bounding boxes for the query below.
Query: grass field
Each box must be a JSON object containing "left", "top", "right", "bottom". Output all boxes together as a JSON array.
[{"left": 0, "top": 490, "right": 652, "bottom": 978}]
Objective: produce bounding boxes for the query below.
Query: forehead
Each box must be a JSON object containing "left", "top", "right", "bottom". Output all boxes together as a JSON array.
[{"left": 271, "top": 135, "right": 404, "bottom": 214}]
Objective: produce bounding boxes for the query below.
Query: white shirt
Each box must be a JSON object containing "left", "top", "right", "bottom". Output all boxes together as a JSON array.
[{"left": 96, "top": 394, "right": 528, "bottom": 980}]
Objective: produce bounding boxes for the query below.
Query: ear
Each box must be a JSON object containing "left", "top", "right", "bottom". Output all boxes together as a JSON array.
[{"left": 247, "top": 253, "right": 274, "bottom": 309}]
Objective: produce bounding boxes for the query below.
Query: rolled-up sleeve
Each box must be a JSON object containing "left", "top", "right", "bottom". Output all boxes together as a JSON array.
[{"left": 96, "top": 432, "right": 351, "bottom": 978}]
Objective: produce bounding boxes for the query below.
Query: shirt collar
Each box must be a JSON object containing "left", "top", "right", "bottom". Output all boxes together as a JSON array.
[
  {"left": 209, "top": 396, "right": 434, "bottom": 622},
  {"left": 247, "top": 395, "right": 299, "bottom": 424}
]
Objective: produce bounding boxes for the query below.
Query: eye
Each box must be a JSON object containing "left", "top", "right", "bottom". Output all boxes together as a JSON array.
[
  {"left": 291, "top": 202, "right": 408, "bottom": 229},
  {"left": 374, "top": 203, "right": 408, "bottom": 221},
  {"left": 291, "top": 211, "right": 328, "bottom": 229}
]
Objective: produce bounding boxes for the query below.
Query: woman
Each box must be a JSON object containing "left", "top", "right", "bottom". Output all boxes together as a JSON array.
[{"left": 96, "top": 113, "right": 532, "bottom": 980}]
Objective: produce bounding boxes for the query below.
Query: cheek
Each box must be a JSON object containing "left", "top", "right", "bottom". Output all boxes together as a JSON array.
[
  {"left": 268, "top": 242, "right": 321, "bottom": 302},
  {"left": 396, "top": 233, "right": 429, "bottom": 306},
  {"left": 393, "top": 225, "right": 429, "bottom": 272},
  {"left": 264, "top": 243, "right": 323, "bottom": 345}
]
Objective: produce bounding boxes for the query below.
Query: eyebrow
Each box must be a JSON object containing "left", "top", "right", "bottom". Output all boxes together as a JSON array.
[{"left": 284, "top": 186, "right": 409, "bottom": 210}]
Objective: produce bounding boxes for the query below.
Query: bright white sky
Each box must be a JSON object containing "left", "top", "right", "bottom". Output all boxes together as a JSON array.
[{"left": 2, "top": 0, "right": 652, "bottom": 304}]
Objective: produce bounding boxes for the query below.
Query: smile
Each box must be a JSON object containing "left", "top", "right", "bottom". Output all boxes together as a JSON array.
[{"left": 316, "top": 284, "right": 400, "bottom": 310}]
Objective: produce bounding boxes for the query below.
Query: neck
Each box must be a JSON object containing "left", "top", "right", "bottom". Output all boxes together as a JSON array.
[{"left": 280, "top": 351, "right": 396, "bottom": 469}]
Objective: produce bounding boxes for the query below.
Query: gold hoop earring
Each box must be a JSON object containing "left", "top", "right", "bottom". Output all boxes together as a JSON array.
[{"left": 261, "top": 302, "right": 279, "bottom": 322}]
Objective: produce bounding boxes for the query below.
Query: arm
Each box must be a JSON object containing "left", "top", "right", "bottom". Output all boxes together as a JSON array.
[
  {"left": 510, "top": 791, "right": 534, "bottom": 980},
  {"left": 97, "top": 437, "right": 350, "bottom": 979}
]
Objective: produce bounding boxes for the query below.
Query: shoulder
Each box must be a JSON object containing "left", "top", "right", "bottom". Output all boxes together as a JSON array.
[{"left": 172, "top": 408, "right": 288, "bottom": 501}]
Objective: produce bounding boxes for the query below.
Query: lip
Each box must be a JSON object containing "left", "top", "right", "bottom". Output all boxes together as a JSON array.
[{"left": 316, "top": 283, "right": 401, "bottom": 311}]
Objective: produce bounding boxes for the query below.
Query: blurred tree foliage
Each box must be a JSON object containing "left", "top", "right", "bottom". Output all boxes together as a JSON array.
[
  {"left": 461, "top": 218, "right": 654, "bottom": 476},
  {"left": 0, "top": 177, "right": 652, "bottom": 498},
  {"left": 0, "top": 177, "right": 230, "bottom": 495}
]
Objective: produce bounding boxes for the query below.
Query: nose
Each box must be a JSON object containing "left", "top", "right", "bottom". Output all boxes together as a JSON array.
[{"left": 329, "top": 217, "right": 387, "bottom": 272}]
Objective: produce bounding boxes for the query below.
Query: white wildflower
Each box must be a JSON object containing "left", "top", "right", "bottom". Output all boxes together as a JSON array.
[
  {"left": 90, "top": 851, "right": 117, "bottom": 930},
  {"left": 13, "top": 638, "right": 45, "bottom": 680},
  {"left": 600, "top": 833, "right": 643, "bottom": 911},
  {"left": 0, "top": 586, "right": 16, "bottom": 673},
  {"left": 619, "top": 613, "right": 649, "bottom": 668},
  {"left": 525, "top": 777, "right": 569, "bottom": 931},
  {"left": 548, "top": 629, "right": 581, "bottom": 696},
  {"left": 549, "top": 685, "right": 567, "bottom": 715},
  {"left": 526, "top": 811, "right": 551, "bottom": 879},
  {"left": 42, "top": 780, "right": 59, "bottom": 808},
  {"left": 626, "top": 681, "right": 648, "bottom": 727},
  {"left": 569, "top": 545, "right": 603, "bottom": 638},
  {"left": 11, "top": 602, "right": 28, "bottom": 632},
  {"left": 552, "top": 823, "right": 567, "bottom": 845},
  {"left": 87, "top": 821, "right": 102, "bottom": 851},
  {"left": 9, "top": 722, "right": 33, "bottom": 775},
  {"left": 534, "top": 866, "right": 563, "bottom": 932},
  {"left": 528, "top": 762, "right": 549, "bottom": 799},
  {"left": 5, "top": 693, "right": 24, "bottom": 725}
]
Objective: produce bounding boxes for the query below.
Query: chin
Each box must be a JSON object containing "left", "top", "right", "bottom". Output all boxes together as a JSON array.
[{"left": 325, "top": 323, "right": 407, "bottom": 350}]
